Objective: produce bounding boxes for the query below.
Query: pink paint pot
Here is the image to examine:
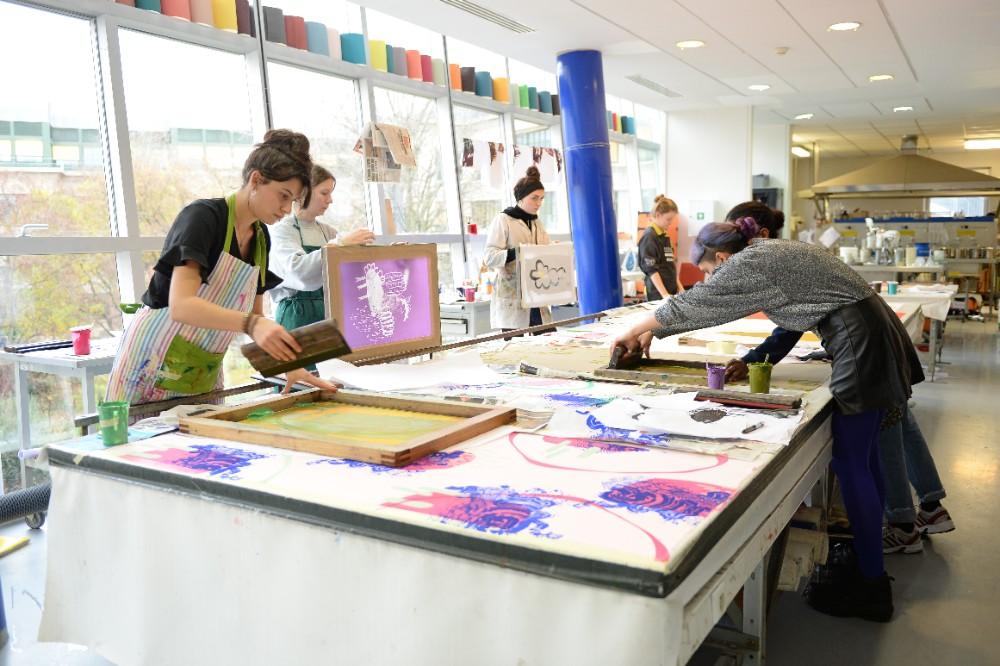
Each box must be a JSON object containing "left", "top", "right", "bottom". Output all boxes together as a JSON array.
[
  {"left": 706, "top": 363, "right": 725, "bottom": 390},
  {"left": 464, "top": 287, "right": 476, "bottom": 303},
  {"left": 70, "top": 326, "right": 92, "bottom": 355}
]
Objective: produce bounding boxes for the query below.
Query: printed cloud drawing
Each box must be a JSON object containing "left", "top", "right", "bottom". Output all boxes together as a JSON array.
[
  {"left": 529, "top": 259, "right": 568, "bottom": 290},
  {"left": 519, "top": 243, "right": 576, "bottom": 308},
  {"left": 351, "top": 262, "right": 412, "bottom": 342}
]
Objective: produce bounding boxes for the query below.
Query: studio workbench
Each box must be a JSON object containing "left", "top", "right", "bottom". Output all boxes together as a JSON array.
[{"left": 35, "top": 302, "right": 926, "bottom": 666}]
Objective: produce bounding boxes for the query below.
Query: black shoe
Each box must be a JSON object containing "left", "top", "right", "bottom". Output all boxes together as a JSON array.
[{"left": 804, "top": 572, "right": 894, "bottom": 622}]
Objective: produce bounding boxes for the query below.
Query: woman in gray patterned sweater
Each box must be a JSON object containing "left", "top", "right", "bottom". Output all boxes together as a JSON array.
[{"left": 612, "top": 216, "right": 923, "bottom": 623}]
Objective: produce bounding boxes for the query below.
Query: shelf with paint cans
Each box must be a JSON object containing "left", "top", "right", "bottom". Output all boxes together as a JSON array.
[{"left": 27, "top": 0, "right": 257, "bottom": 53}]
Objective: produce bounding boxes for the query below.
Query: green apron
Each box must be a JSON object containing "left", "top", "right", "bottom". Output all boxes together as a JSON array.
[{"left": 274, "top": 218, "right": 328, "bottom": 371}]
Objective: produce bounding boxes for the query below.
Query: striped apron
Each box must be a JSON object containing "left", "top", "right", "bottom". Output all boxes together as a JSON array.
[{"left": 105, "top": 195, "right": 261, "bottom": 405}]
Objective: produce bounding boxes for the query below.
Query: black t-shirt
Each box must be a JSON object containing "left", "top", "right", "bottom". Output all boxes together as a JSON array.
[
  {"left": 637, "top": 225, "right": 677, "bottom": 297},
  {"left": 142, "top": 198, "right": 283, "bottom": 309}
]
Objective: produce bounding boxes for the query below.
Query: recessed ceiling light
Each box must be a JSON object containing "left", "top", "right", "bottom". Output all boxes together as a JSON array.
[
  {"left": 794, "top": 113, "right": 814, "bottom": 120},
  {"left": 791, "top": 146, "right": 812, "bottom": 158},
  {"left": 676, "top": 40, "right": 705, "bottom": 49},
  {"left": 964, "top": 138, "right": 1000, "bottom": 150},
  {"left": 893, "top": 106, "right": 914, "bottom": 113},
  {"left": 828, "top": 21, "right": 861, "bottom": 31},
  {"left": 748, "top": 84, "right": 771, "bottom": 92},
  {"left": 869, "top": 74, "right": 894, "bottom": 82}
]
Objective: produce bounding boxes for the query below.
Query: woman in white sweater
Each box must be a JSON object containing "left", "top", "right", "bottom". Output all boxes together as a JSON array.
[
  {"left": 268, "top": 165, "right": 375, "bottom": 334},
  {"left": 482, "top": 166, "right": 553, "bottom": 331}
]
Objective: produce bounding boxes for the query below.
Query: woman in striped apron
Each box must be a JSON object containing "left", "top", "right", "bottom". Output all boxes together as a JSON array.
[{"left": 105, "top": 130, "right": 337, "bottom": 405}]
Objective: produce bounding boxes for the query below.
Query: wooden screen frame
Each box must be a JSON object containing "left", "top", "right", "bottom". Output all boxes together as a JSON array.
[
  {"left": 322, "top": 244, "right": 441, "bottom": 362},
  {"left": 179, "top": 388, "right": 516, "bottom": 467}
]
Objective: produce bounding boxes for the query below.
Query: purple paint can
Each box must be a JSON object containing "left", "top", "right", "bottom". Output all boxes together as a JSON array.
[{"left": 706, "top": 363, "right": 726, "bottom": 390}]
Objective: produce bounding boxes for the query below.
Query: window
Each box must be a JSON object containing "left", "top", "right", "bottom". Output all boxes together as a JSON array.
[
  {"left": 638, "top": 145, "right": 661, "bottom": 211},
  {"left": 373, "top": 88, "right": 449, "bottom": 233},
  {"left": 507, "top": 59, "right": 556, "bottom": 97},
  {"left": 514, "top": 119, "right": 568, "bottom": 234},
  {"left": 453, "top": 105, "right": 506, "bottom": 232},
  {"left": 267, "top": 0, "right": 363, "bottom": 34},
  {"left": 366, "top": 9, "right": 443, "bottom": 60},
  {"left": 928, "top": 197, "right": 987, "bottom": 217},
  {"left": 611, "top": 141, "right": 632, "bottom": 233},
  {"left": 0, "top": 3, "right": 111, "bottom": 238},
  {"left": 268, "top": 63, "right": 367, "bottom": 232},
  {"left": 119, "top": 30, "right": 257, "bottom": 236},
  {"left": 0, "top": 253, "right": 123, "bottom": 489},
  {"left": 446, "top": 37, "right": 506, "bottom": 82}
]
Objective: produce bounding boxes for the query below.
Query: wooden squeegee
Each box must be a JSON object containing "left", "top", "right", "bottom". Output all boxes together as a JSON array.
[{"left": 240, "top": 319, "right": 352, "bottom": 377}]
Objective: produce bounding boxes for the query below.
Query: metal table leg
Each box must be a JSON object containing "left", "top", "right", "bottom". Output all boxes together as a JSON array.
[
  {"left": 12, "top": 366, "right": 31, "bottom": 493},
  {"left": 928, "top": 319, "right": 941, "bottom": 382}
]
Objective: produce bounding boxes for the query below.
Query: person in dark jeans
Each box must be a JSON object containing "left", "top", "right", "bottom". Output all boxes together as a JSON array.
[{"left": 613, "top": 213, "right": 923, "bottom": 622}]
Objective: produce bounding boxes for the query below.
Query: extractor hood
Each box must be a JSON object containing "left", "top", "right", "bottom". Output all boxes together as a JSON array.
[{"left": 798, "top": 135, "right": 1000, "bottom": 199}]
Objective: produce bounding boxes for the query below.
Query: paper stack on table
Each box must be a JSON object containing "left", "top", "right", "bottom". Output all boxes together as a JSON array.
[{"left": 317, "top": 353, "right": 504, "bottom": 392}]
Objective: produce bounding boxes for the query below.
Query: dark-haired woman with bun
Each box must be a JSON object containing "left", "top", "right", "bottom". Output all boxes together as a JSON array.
[
  {"left": 106, "top": 129, "right": 337, "bottom": 404},
  {"left": 611, "top": 217, "right": 923, "bottom": 623},
  {"left": 482, "top": 166, "right": 554, "bottom": 331},
  {"left": 637, "top": 195, "right": 684, "bottom": 300}
]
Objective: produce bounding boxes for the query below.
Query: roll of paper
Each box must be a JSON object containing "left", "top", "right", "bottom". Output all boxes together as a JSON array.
[
  {"left": 392, "top": 47, "right": 407, "bottom": 77},
  {"left": 384, "top": 43, "right": 395, "bottom": 73},
  {"left": 613, "top": 113, "right": 621, "bottom": 133},
  {"left": 235, "top": 0, "right": 251, "bottom": 33},
  {"left": 551, "top": 94, "right": 560, "bottom": 115},
  {"left": 475, "top": 71, "right": 493, "bottom": 97},
  {"left": 135, "top": 0, "right": 161, "bottom": 12},
  {"left": 528, "top": 86, "right": 538, "bottom": 110},
  {"left": 432, "top": 59, "right": 447, "bottom": 86},
  {"left": 211, "top": 0, "right": 237, "bottom": 31},
  {"left": 461, "top": 67, "right": 476, "bottom": 93},
  {"left": 262, "top": 6, "right": 285, "bottom": 44},
  {"left": 305, "top": 21, "right": 329, "bottom": 55},
  {"left": 116, "top": 0, "right": 136, "bottom": 7},
  {"left": 285, "top": 16, "right": 307, "bottom": 49},
  {"left": 406, "top": 50, "right": 423, "bottom": 80},
  {"left": 492, "top": 77, "right": 510, "bottom": 102},
  {"left": 190, "top": 0, "right": 213, "bottom": 25},
  {"left": 449, "top": 64, "right": 462, "bottom": 90},
  {"left": 340, "top": 33, "right": 366, "bottom": 64},
  {"left": 327, "top": 27, "right": 342, "bottom": 59},
  {"left": 420, "top": 54, "right": 434, "bottom": 83},
  {"left": 161, "top": 0, "right": 190, "bottom": 20},
  {"left": 606, "top": 110, "right": 613, "bottom": 129},
  {"left": 622, "top": 116, "right": 636, "bottom": 134},
  {"left": 518, "top": 84, "right": 529, "bottom": 108},
  {"left": 538, "top": 90, "right": 552, "bottom": 113}
]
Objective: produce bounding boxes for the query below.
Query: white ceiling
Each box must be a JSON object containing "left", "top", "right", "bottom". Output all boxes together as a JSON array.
[{"left": 360, "top": 0, "right": 1000, "bottom": 157}]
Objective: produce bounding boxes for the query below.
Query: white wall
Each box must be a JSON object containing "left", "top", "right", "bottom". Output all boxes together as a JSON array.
[
  {"left": 666, "top": 107, "right": 752, "bottom": 263},
  {"left": 751, "top": 120, "right": 791, "bottom": 221},
  {"left": 792, "top": 150, "right": 1000, "bottom": 223}
]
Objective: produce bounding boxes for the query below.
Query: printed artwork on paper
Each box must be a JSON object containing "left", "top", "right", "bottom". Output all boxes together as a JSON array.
[
  {"left": 519, "top": 243, "right": 576, "bottom": 308},
  {"left": 339, "top": 256, "right": 432, "bottom": 349}
]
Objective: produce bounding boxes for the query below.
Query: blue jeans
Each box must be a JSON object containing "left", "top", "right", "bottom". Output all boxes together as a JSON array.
[{"left": 878, "top": 406, "right": 947, "bottom": 523}]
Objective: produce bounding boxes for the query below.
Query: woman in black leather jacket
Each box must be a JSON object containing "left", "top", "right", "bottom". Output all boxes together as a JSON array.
[{"left": 612, "top": 216, "right": 922, "bottom": 623}]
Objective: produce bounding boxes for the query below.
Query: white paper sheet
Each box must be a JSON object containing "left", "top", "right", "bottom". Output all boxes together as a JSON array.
[
  {"left": 818, "top": 226, "right": 841, "bottom": 248},
  {"left": 317, "top": 353, "right": 504, "bottom": 391},
  {"left": 589, "top": 398, "right": 804, "bottom": 445}
]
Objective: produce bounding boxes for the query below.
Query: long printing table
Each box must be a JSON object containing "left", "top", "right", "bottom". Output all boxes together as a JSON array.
[{"left": 38, "top": 307, "right": 836, "bottom": 666}]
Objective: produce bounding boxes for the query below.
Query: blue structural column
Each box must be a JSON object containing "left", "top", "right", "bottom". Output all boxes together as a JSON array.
[{"left": 557, "top": 50, "right": 622, "bottom": 315}]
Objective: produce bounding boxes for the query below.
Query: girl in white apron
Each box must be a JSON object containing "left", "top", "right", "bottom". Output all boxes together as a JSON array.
[
  {"left": 105, "top": 130, "right": 337, "bottom": 404},
  {"left": 269, "top": 165, "right": 375, "bottom": 336}
]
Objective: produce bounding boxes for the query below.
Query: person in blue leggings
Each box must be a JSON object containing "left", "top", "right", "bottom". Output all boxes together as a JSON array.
[{"left": 613, "top": 209, "right": 923, "bottom": 623}]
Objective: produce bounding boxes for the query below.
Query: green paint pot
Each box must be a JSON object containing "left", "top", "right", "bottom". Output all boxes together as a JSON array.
[
  {"left": 748, "top": 362, "right": 773, "bottom": 394},
  {"left": 98, "top": 401, "right": 130, "bottom": 446}
]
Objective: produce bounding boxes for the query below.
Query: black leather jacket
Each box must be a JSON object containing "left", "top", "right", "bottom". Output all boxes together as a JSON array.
[{"left": 816, "top": 295, "right": 924, "bottom": 414}]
